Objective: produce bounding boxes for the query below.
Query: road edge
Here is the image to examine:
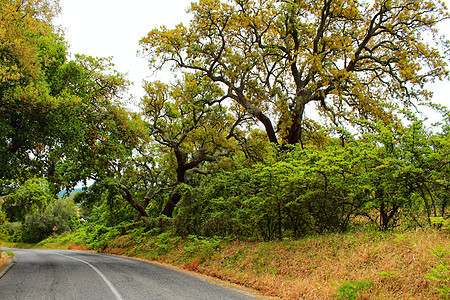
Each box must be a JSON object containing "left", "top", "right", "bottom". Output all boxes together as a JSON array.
[
  {"left": 1, "top": 248, "right": 275, "bottom": 299},
  {"left": 0, "top": 256, "right": 14, "bottom": 278},
  {"left": 59, "top": 250, "right": 275, "bottom": 299},
  {"left": 93, "top": 252, "right": 276, "bottom": 299}
]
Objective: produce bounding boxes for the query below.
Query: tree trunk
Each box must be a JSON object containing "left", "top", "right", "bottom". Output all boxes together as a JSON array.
[
  {"left": 285, "top": 101, "right": 306, "bottom": 146},
  {"left": 161, "top": 189, "right": 181, "bottom": 217},
  {"left": 134, "top": 193, "right": 151, "bottom": 223},
  {"left": 118, "top": 184, "right": 148, "bottom": 218},
  {"left": 234, "top": 90, "right": 279, "bottom": 145},
  {"left": 257, "top": 111, "right": 279, "bottom": 145},
  {"left": 134, "top": 187, "right": 160, "bottom": 222},
  {"left": 161, "top": 147, "right": 215, "bottom": 217},
  {"left": 286, "top": 111, "right": 303, "bottom": 145}
]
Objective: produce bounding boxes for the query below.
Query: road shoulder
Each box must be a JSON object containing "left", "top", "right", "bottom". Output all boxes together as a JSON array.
[{"left": 0, "top": 254, "right": 14, "bottom": 278}]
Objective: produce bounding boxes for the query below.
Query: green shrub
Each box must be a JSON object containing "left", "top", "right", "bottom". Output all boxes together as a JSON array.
[
  {"left": 425, "top": 247, "right": 450, "bottom": 299},
  {"left": 21, "top": 198, "right": 78, "bottom": 243},
  {"left": 332, "top": 279, "right": 373, "bottom": 300},
  {"left": 0, "top": 209, "right": 6, "bottom": 239}
]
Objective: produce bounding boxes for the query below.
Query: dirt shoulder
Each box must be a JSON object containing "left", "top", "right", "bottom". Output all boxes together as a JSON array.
[{"left": 0, "top": 250, "right": 14, "bottom": 278}]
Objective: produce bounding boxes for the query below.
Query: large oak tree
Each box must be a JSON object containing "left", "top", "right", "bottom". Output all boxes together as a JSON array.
[
  {"left": 1, "top": 0, "right": 64, "bottom": 181},
  {"left": 141, "top": 0, "right": 449, "bottom": 146}
]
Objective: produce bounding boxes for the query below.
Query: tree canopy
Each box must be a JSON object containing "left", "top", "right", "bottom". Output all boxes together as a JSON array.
[
  {"left": 1, "top": 0, "right": 449, "bottom": 243},
  {"left": 1, "top": 0, "right": 65, "bottom": 181},
  {"left": 0, "top": 0, "right": 145, "bottom": 194},
  {"left": 141, "top": 0, "right": 450, "bottom": 146},
  {"left": 141, "top": 74, "right": 237, "bottom": 216}
]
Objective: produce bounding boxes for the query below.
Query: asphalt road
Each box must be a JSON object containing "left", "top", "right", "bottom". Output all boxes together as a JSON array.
[{"left": 0, "top": 248, "right": 263, "bottom": 300}]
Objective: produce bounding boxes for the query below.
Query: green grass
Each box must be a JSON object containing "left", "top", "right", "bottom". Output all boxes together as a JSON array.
[{"left": 0, "top": 240, "right": 35, "bottom": 249}]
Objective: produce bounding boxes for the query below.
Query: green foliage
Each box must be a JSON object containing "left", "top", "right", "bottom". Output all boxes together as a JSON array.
[
  {"left": 1, "top": 178, "right": 79, "bottom": 243},
  {"left": 21, "top": 198, "right": 78, "bottom": 243},
  {"left": 37, "top": 229, "right": 84, "bottom": 248},
  {"left": 81, "top": 223, "right": 116, "bottom": 250},
  {"left": 0, "top": 208, "right": 6, "bottom": 239},
  {"left": 2, "top": 178, "right": 56, "bottom": 223},
  {"left": 3, "top": 222, "right": 23, "bottom": 242},
  {"left": 99, "top": 187, "right": 136, "bottom": 227},
  {"left": 150, "top": 230, "right": 180, "bottom": 256},
  {"left": 72, "top": 187, "right": 103, "bottom": 219},
  {"left": 2, "top": 0, "right": 449, "bottom": 255},
  {"left": 47, "top": 54, "right": 143, "bottom": 190},
  {"left": 183, "top": 235, "right": 222, "bottom": 259},
  {"left": 1, "top": 0, "right": 66, "bottom": 181},
  {"left": 1, "top": 0, "right": 143, "bottom": 199},
  {"left": 426, "top": 247, "right": 450, "bottom": 299},
  {"left": 135, "top": 0, "right": 450, "bottom": 237},
  {"left": 173, "top": 109, "right": 450, "bottom": 239},
  {"left": 332, "top": 279, "right": 373, "bottom": 300},
  {"left": 176, "top": 147, "right": 355, "bottom": 239},
  {"left": 141, "top": 73, "right": 237, "bottom": 216},
  {"left": 431, "top": 218, "right": 450, "bottom": 231},
  {"left": 141, "top": 0, "right": 449, "bottom": 145}
]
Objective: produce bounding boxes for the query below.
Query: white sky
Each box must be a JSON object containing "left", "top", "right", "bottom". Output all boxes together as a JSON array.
[
  {"left": 54, "top": 0, "right": 449, "bottom": 113},
  {"left": 54, "top": 0, "right": 193, "bottom": 103}
]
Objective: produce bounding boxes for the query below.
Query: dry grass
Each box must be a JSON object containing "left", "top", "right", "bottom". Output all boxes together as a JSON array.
[
  {"left": 0, "top": 251, "right": 8, "bottom": 269},
  {"left": 40, "top": 227, "right": 445, "bottom": 299},
  {"left": 4, "top": 226, "right": 448, "bottom": 298},
  {"left": 116, "top": 228, "right": 449, "bottom": 299},
  {"left": 67, "top": 244, "right": 89, "bottom": 251},
  {"left": 0, "top": 250, "right": 14, "bottom": 270}
]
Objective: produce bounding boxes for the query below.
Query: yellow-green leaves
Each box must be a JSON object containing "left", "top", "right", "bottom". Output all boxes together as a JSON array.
[
  {"left": 141, "top": 0, "right": 450, "bottom": 146},
  {"left": 142, "top": 74, "right": 233, "bottom": 154}
]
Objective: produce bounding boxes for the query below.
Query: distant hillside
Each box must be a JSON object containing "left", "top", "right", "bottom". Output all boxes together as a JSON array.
[{"left": 58, "top": 188, "right": 84, "bottom": 198}]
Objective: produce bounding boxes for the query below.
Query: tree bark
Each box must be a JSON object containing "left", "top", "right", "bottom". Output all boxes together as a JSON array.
[
  {"left": 134, "top": 187, "right": 162, "bottom": 222},
  {"left": 161, "top": 148, "right": 226, "bottom": 217},
  {"left": 161, "top": 189, "right": 181, "bottom": 217},
  {"left": 118, "top": 184, "right": 148, "bottom": 217},
  {"left": 286, "top": 109, "right": 304, "bottom": 145},
  {"left": 233, "top": 90, "right": 279, "bottom": 145}
]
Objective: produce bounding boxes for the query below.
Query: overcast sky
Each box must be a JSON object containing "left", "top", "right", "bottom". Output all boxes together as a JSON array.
[
  {"left": 54, "top": 0, "right": 192, "bottom": 102},
  {"left": 54, "top": 0, "right": 449, "bottom": 111}
]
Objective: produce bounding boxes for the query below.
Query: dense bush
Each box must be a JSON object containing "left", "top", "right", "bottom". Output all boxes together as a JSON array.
[
  {"left": 173, "top": 114, "right": 450, "bottom": 239},
  {"left": 1, "top": 178, "right": 80, "bottom": 243},
  {"left": 2, "top": 178, "right": 55, "bottom": 223},
  {"left": 21, "top": 198, "right": 79, "bottom": 243},
  {"left": 4, "top": 111, "right": 448, "bottom": 243},
  {"left": 0, "top": 209, "right": 6, "bottom": 239}
]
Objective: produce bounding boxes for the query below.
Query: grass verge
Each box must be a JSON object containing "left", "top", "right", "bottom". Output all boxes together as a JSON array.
[
  {"left": 0, "top": 250, "right": 14, "bottom": 270},
  {"left": 99, "top": 228, "right": 449, "bottom": 299}
]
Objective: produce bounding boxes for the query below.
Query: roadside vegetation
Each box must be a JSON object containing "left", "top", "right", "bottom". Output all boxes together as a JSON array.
[
  {"left": 6, "top": 225, "right": 447, "bottom": 299},
  {"left": 0, "top": 250, "right": 14, "bottom": 270},
  {"left": 1, "top": 0, "right": 450, "bottom": 299}
]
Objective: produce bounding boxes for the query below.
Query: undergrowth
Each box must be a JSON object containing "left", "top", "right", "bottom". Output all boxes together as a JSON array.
[{"left": 31, "top": 227, "right": 450, "bottom": 299}]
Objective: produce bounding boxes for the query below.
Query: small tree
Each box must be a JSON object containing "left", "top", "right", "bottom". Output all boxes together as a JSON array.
[
  {"left": 2, "top": 178, "right": 55, "bottom": 223},
  {"left": 22, "top": 198, "right": 78, "bottom": 243},
  {"left": 141, "top": 74, "right": 237, "bottom": 216},
  {"left": 2, "top": 177, "right": 78, "bottom": 242}
]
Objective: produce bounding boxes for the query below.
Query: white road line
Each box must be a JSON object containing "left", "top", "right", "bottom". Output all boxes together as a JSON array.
[{"left": 54, "top": 252, "right": 124, "bottom": 300}]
